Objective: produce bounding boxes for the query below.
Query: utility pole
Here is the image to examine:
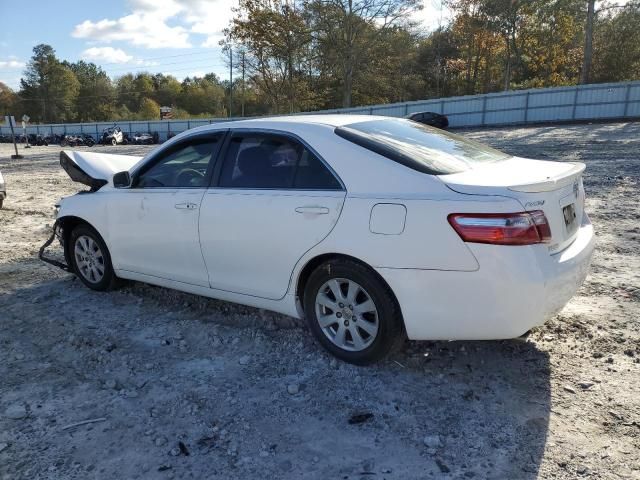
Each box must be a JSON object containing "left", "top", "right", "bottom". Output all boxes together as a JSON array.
[
  {"left": 580, "top": 0, "right": 596, "bottom": 85},
  {"left": 229, "top": 47, "right": 233, "bottom": 118},
  {"left": 241, "top": 50, "right": 246, "bottom": 117}
]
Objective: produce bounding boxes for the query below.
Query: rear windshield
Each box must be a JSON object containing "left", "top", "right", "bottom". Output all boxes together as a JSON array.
[{"left": 335, "top": 118, "right": 510, "bottom": 175}]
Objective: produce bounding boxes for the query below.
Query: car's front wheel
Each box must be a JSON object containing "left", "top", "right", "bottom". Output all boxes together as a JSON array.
[
  {"left": 69, "top": 224, "right": 119, "bottom": 291},
  {"left": 303, "top": 259, "right": 404, "bottom": 365}
]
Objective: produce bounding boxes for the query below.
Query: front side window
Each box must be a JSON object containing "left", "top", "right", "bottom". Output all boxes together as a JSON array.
[
  {"left": 219, "top": 134, "right": 341, "bottom": 190},
  {"left": 335, "top": 118, "right": 510, "bottom": 175},
  {"left": 135, "top": 137, "right": 220, "bottom": 188}
]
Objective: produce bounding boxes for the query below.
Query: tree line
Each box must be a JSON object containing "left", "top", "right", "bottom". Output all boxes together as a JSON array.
[{"left": 0, "top": 0, "right": 638, "bottom": 123}]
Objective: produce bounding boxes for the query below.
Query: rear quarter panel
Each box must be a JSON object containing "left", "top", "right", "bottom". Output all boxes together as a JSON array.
[
  {"left": 287, "top": 122, "right": 529, "bottom": 281},
  {"left": 291, "top": 193, "right": 526, "bottom": 285}
]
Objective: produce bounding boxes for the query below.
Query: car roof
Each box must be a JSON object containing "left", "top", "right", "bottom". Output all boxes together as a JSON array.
[{"left": 204, "top": 114, "right": 394, "bottom": 130}]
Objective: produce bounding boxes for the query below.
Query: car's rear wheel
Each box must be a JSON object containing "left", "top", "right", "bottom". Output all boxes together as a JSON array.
[
  {"left": 69, "top": 224, "right": 119, "bottom": 291},
  {"left": 303, "top": 259, "right": 404, "bottom": 365}
]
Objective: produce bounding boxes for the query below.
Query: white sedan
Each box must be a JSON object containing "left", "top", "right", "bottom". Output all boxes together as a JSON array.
[{"left": 49, "top": 115, "right": 595, "bottom": 364}]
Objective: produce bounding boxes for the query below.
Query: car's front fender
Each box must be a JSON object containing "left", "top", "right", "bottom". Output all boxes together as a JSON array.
[{"left": 56, "top": 192, "right": 112, "bottom": 251}]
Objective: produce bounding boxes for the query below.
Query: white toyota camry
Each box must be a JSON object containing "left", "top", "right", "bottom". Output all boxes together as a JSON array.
[{"left": 45, "top": 115, "right": 595, "bottom": 364}]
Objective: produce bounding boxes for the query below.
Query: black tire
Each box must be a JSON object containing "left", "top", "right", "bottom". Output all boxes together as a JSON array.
[
  {"left": 68, "top": 224, "right": 119, "bottom": 291},
  {"left": 110, "top": 138, "right": 117, "bottom": 146},
  {"left": 0, "top": 198, "right": 3, "bottom": 209},
  {"left": 303, "top": 259, "right": 404, "bottom": 365}
]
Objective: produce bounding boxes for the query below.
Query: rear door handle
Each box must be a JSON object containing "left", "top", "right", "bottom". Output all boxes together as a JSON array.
[
  {"left": 175, "top": 202, "right": 198, "bottom": 210},
  {"left": 295, "top": 206, "right": 330, "bottom": 215}
]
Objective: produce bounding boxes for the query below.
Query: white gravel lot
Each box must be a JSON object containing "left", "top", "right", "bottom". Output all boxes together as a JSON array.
[{"left": 0, "top": 122, "right": 639, "bottom": 479}]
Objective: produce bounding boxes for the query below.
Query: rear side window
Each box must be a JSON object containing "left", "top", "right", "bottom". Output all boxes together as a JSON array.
[
  {"left": 335, "top": 118, "right": 510, "bottom": 175},
  {"left": 294, "top": 150, "right": 342, "bottom": 189},
  {"left": 218, "top": 134, "right": 341, "bottom": 190}
]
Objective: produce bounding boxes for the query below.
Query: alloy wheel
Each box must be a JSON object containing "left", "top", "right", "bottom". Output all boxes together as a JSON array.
[
  {"left": 74, "top": 235, "right": 105, "bottom": 283},
  {"left": 315, "top": 278, "right": 379, "bottom": 352}
]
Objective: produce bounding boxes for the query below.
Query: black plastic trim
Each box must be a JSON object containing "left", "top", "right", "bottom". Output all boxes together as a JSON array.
[
  {"left": 334, "top": 126, "right": 442, "bottom": 176},
  {"left": 38, "top": 220, "right": 71, "bottom": 272}
]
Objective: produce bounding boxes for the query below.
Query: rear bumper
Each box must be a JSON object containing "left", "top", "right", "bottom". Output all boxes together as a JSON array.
[{"left": 377, "top": 214, "right": 595, "bottom": 340}]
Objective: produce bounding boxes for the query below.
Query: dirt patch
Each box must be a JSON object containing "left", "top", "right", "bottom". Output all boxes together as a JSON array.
[{"left": 1, "top": 124, "right": 639, "bottom": 479}]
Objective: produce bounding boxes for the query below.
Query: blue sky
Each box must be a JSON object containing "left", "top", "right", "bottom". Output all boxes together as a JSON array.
[{"left": 0, "top": 0, "right": 455, "bottom": 90}]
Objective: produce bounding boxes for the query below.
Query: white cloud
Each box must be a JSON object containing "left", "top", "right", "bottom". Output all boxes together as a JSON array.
[
  {"left": 413, "top": 0, "right": 451, "bottom": 31},
  {"left": 81, "top": 47, "right": 133, "bottom": 63},
  {"left": 71, "top": 0, "right": 457, "bottom": 53},
  {"left": 71, "top": 0, "right": 236, "bottom": 51},
  {"left": 0, "top": 59, "right": 25, "bottom": 69},
  {"left": 178, "top": 0, "right": 236, "bottom": 47},
  {"left": 72, "top": 1, "right": 192, "bottom": 49},
  {"left": 135, "top": 59, "right": 160, "bottom": 67}
]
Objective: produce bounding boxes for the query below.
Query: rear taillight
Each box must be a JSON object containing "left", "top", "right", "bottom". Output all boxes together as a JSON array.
[{"left": 448, "top": 210, "right": 552, "bottom": 246}]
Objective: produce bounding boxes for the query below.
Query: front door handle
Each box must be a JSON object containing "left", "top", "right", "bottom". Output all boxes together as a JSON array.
[
  {"left": 175, "top": 202, "right": 198, "bottom": 210},
  {"left": 295, "top": 206, "right": 330, "bottom": 215}
]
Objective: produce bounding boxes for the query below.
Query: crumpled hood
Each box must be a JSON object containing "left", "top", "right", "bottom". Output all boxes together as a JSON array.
[{"left": 60, "top": 150, "right": 142, "bottom": 190}]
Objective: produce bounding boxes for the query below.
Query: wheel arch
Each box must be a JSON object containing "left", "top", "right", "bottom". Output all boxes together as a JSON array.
[
  {"left": 295, "top": 253, "right": 404, "bottom": 328},
  {"left": 58, "top": 215, "right": 105, "bottom": 264}
]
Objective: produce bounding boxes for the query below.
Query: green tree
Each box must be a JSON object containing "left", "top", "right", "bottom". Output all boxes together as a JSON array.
[
  {"left": 226, "top": 0, "right": 313, "bottom": 113},
  {"left": 0, "top": 82, "right": 18, "bottom": 116},
  {"left": 66, "top": 60, "right": 116, "bottom": 121},
  {"left": 307, "top": 0, "right": 421, "bottom": 107},
  {"left": 19, "top": 44, "right": 80, "bottom": 122},
  {"left": 153, "top": 74, "right": 183, "bottom": 107},
  {"left": 591, "top": 1, "right": 640, "bottom": 82},
  {"left": 178, "top": 74, "right": 226, "bottom": 116},
  {"left": 136, "top": 97, "right": 161, "bottom": 120}
]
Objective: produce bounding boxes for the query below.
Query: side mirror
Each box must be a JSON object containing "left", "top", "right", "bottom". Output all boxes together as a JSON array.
[{"left": 113, "top": 171, "right": 131, "bottom": 188}]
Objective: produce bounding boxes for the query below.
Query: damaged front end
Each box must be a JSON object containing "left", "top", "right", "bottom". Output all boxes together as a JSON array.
[
  {"left": 39, "top": 220, "right": 71, "bottom": 272},
  {"left": 39, "top": 149, "right": 142, "bottom": 272}
]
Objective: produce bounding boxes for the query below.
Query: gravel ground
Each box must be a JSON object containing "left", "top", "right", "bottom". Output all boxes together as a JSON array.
[{"left": 0, "top": 122, "right": 638, "bottom": 480}]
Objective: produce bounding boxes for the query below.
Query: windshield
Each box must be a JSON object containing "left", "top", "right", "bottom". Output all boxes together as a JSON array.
[{"left": 335, "top": 118, "right": 510, "bottom": 175}]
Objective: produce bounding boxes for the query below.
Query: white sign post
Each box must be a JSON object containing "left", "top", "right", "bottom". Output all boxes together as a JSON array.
[
  {"left": 4, "top": 115, "right": 23, "bottom": 159},
  {"left": 22, "top": 114, "right": 30, "bottom": 148}
]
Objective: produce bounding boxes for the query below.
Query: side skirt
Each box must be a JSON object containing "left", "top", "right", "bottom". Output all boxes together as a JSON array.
[{"left": 115, "top": 269, "right": 301, "bottom": 319}]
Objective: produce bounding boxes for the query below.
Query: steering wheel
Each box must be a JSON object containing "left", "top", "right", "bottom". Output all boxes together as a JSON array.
[{"left": 175, "top": 168, "right": 205, "bottom": 186}]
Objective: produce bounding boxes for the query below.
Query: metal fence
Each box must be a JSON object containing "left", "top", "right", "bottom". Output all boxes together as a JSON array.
[{"left": 2, "top": 80, "right": 639, "bottom": 141}]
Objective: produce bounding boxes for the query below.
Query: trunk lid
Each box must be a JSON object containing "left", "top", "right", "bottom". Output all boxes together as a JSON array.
[
  {"left": 440, "top": 157, "right": 586, "bottom": 254},
  {"left": 60, "top": 150, "right": 142, "bottom": 190}
]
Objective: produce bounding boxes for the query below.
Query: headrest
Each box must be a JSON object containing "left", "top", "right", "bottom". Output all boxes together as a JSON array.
[{"left": 237, "top": 146, "right": 271, "bottom": 177}]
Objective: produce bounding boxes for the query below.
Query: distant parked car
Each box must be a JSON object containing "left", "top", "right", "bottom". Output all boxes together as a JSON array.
[
  {"left": 132, "top": 132, "right": 154, "bottom": 145},
  {"left": 408, "top": 111, "right": 449, "bottom": 129},
  {"left": 33, "top": 134, "right": 49, "bottom": 146},
  {"left": 48, "top": 115, "right": 594, "bottom": 364},
  {"left": 101, "top": 126, "right": 127, "bottom": 146},
  {"left": 0, "top": 170, "right": 6, "bottom": 209},
  {"left": 60, "top": 134, "right": 95, "bottom": 147}
]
